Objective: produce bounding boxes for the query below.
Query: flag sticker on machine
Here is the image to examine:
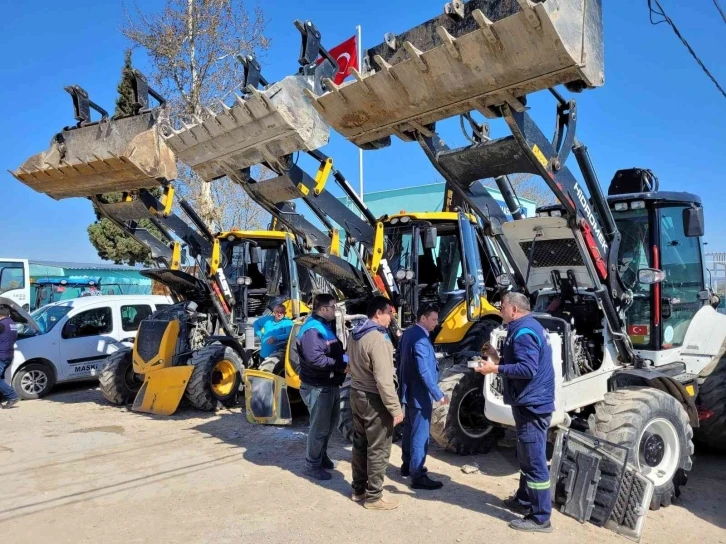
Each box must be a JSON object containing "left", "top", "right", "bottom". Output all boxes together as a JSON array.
[{"left": 627, "top": 324, "right": 650, "bottom": 344}]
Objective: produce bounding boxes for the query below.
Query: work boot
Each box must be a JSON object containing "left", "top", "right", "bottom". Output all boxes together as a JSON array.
[
  {"left": 502, "top": 495, "right": 531, "bottom": 516},
  {"left": 2, "top": 398, "right": 19, "bottom": 409},
  {"left": 400, "top": 464, "right": 427, "bottom": 477},
  {"left": 411, "top": 474, "right": 443, "bottom": 490},
  {"left": 304, "top": 465, "right": 332, "bottom": 481},
  {"left": 351, "top": 491, "right": 366, "bottom": 503},
  {"left": 363, "top": 497, "right": 399, "bottom": 510},
  {"left": 322, "top": 456, "right": 338, "bottom": 470},
  {"left": 509, "top": 517, "right": 553, "bottom": 533}
]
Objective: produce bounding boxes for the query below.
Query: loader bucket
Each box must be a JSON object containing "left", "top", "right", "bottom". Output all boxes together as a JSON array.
[
  {"left": 163, "top": 75, "right": 329, "bottom": 180},
  {"left": 305, "top": 0, "right": 604, "bottom": 148},
  {"left": 10, "top": 111, "right": 177, "bottom": 200}
]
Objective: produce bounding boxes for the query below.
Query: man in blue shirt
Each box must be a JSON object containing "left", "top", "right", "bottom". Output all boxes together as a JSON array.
[
  {"left": 398, "top": 304, "right": 449, "bottom": 490},
  {"left": 0, "top": 306, "right": 20, "bottom": 408},
  {"left": 254, "top": 303, "right": 293, "bottom": 360},
  {"left": 475, "top": 292, "right": 555, "bottom": 533}
]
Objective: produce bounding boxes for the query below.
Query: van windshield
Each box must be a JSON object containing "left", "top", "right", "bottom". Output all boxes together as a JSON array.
[{"left": 30, "top": 305, "right": 73, "bottom": 334}]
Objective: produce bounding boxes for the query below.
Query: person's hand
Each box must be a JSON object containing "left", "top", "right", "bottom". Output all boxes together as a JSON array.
[
  {"left": 438, "top": 394, "right": 450, "bottom": 406},
  {"left": 482, "top": 342, "right": 499, "bottom": 361},
  {"left": 393, "top": 413, "right": 404, "bottom": 426},
  {"left": 266, "top": 337, "right": 276, "bottom": 345},
  {"left": 475, "top": 358, "right": 498, "bottom": 375}
]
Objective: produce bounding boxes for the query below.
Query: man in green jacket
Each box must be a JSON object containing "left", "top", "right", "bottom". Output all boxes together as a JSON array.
[{"left": 347, "top": 295, "right": 403, "bottom": 510}]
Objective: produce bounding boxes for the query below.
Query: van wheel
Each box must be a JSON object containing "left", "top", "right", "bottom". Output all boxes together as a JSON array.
[{"left": 12, "top": 363, "right": 55, "bottom": 399}]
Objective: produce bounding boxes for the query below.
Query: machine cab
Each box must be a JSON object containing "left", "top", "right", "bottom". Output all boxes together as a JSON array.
[
  {"left": 381, "top": 212, "right": 500, "bottom": 340},
  {"left": 607, "top": 169, "right": 709, "bottom": 354},
  {"left": 219, "top": 231, "right": 311, "bottom": 329}
]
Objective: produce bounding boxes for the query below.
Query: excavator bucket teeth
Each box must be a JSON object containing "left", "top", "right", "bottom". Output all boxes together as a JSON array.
[
  {"left": 10, "top": 111, "right": 177, "bottom": 200},
  {"left": 163, "top": 75, "right": 329, "bottom": 181},
  {"left": 305, "top": 0, "right": 604, "bottom": 148}
]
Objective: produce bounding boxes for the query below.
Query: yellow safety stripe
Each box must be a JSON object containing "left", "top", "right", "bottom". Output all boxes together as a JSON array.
[{"left": 526, "top": 480, "right": 551, "bottom": 490}]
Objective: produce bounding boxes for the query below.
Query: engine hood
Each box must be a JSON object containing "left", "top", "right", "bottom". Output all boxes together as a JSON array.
[
  {"left": 294, "top": 254, "right": 372, "bottom": 300},
  {"left": 139, "top": 269, "right": 210, "bottom": 301},
  {"left": 501, "top": 216, "right": 594, "bottom": 293},
  {"left": 0, "top": 297, "right": 41, "bottom": 333}
]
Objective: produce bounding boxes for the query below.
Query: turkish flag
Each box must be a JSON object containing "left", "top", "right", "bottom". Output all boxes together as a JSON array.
[
  {"left": 627, "top": 324, "right": 650, "bottom": 336},
  {"left": 317, "top": 35, "right": 358, "bottom": 85}
]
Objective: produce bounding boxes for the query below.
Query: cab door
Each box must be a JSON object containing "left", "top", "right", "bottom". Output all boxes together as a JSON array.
[
  {"left": 58, "top": 303, "right": 118, "bottom": 380},
  {"left": 656, "top": 205, "right": 706, "bottom": 349},
  {"left": 458, "top": 213, "right": 483, "bottom": 320}
]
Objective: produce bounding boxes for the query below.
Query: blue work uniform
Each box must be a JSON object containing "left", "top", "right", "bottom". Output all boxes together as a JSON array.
[
  {"left": 253, "top": 315, "right": 293, "bottom": 359},
  {"left": 0, "top": 316, "right": 19, "bottom": 401},
  {"left": 398, "top": 324, "right": 444, "bottom": 479},
  {"left": 500, "top": 313, "right": 555, "bottom": 525}
]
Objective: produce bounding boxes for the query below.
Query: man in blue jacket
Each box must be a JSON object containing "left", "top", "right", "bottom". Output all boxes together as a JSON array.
[
  {"left": 254, "top": 303, "right": 293, "bottom": 360},
  {"left": 398, "top": 304, "right": 449, "bottom": 490},
  {"left": 297, "top": 293, "right": 347, "bottom": 481},
  {"left": 475, "top": 292, "right": 554, "bottom": 533},
  {"left": 0, "top": 306, "right": 20, "bottom": 408}
]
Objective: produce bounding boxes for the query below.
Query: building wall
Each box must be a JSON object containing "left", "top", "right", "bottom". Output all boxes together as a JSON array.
[
  {"left": 338, "top": 182, "right": 538, "bottom": 220},
  {"left": 28, "top": 263, "right": 152, "bottom": 308}
]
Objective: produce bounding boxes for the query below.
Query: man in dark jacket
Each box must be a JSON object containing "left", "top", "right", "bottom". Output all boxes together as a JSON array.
[
  {"left": 297, "top": 293, "right": 347, "bottom": 480},
  {"left": 398, "top": 304, "right": 449, "bottom": 490},
  {"left": 0, "top": 306, "right": 20, "bottom": 408},
  {"left": 475, "top": 292, "right": 554, "bottom": 533}
]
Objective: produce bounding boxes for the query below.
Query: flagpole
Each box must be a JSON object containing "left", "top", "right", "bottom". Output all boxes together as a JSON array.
[{"left": 356, "top": 24, "right": 364, "bottom": 202}]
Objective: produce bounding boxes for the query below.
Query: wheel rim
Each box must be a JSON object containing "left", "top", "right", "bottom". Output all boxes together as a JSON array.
[
  {"left": 457, "top": 387, "right": 494, "bottom": 439},
  {"left": 637, "top": 418, "right": 681, "bottom": 487},
  {"left": 20, "top": 370, "right": 48, "bottom": 395},
  {"left": 211, "top": 359, "right": 237, "bottom": 397}
]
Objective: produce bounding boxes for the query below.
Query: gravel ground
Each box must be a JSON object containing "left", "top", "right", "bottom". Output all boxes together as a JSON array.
[{"left": 0, "top": 383, "right": 724, "bottom": 544}]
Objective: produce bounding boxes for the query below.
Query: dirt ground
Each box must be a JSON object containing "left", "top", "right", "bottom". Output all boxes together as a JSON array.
[{"left": 1, "top": 384, "right": 724, "bottom": 544}]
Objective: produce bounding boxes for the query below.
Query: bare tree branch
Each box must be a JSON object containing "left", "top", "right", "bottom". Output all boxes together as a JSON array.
[{"left": 121, "top": 0, "right": 270, "bottom": 231}]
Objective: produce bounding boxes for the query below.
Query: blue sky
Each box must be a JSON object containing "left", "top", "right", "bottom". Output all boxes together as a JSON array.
[{"left": 1, "top": 1, "right": 725, "bottom": 262}]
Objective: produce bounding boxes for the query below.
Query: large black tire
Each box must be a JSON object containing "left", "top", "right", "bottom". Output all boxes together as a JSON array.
[
  {"left": 337, "top": 377, "right": 354, "bottom": 443},
  {"left": 590, "top": 387, "right": 693, "bottom": 510},
  {"left": 185, "top": 345, "right": 243, "bottom": 411},
  {"left": 99, "top": 348, "right": 141, "bottom": 405},
  {"left": 455, "top": 318, "right": 499, "bottom": 353},
  {"left": 11, "top": 362, "right": 55, "bottom": 400},
  {"left": 337, "top": 377, "right": 403, "bottom": 443},
  {"left": 694, "top": 356, "right": 726, "bottom": 451},
  {"left": 430, "top": 365, "right": 504, "bottom": 455}
]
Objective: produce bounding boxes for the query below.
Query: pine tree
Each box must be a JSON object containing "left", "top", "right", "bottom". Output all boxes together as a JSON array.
[
  {"left": 87, "top": 49, "right": 165, "bottom": 266},
  {"left": 114, "top": 49, "right": 135, "bottom": 118}
]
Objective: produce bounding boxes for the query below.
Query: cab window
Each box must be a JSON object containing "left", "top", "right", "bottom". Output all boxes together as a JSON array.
[
  {"left": 121, "top": 305, "right": 153, "bottom": 332},
  {"left": 62, "top": 307, "right": 113, "bottom": 339}
]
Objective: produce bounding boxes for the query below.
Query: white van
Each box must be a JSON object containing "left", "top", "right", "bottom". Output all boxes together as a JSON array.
[{"left": 1, "top": 295, "right": 171, "bottom": 399}]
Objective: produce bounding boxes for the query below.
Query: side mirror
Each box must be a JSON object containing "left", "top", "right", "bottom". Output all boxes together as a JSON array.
[
  {"left": 683, "top": 206, "right": 704, "bottom": 237},
  {"left": 638, "top": 268, "right": 666, "bottom": 285},
  {"left": 422, "top": 227, "right": 437, "bottom": 250},
  {"left": 496, "top": 273, "right": 512, "bottom": 287},
  {"left": 250, "top": 246, "right": 262, "bottom": 264}
]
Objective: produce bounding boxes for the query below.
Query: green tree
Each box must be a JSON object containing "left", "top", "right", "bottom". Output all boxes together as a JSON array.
[{"left": 87, "top": 49, "right": 166, "bottom": 266}]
